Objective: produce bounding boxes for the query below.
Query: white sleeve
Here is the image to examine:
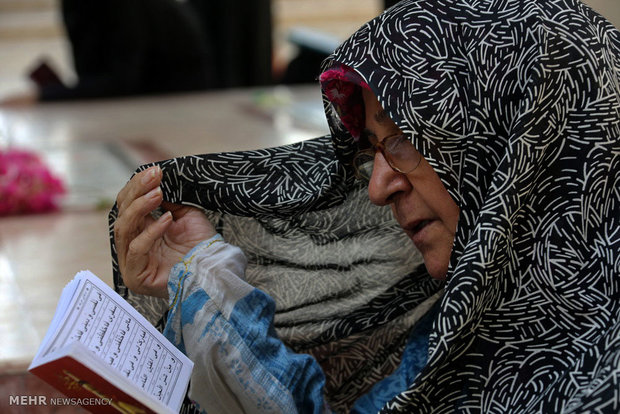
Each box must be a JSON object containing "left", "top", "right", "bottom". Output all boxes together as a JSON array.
[{"left": 163, "top": 234, "right": 329, "bottom": 414}]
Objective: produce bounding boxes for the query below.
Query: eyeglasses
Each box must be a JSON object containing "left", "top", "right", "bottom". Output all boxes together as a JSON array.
[{"left": 352, "top": 133, "right": 422, "bottom": 181}]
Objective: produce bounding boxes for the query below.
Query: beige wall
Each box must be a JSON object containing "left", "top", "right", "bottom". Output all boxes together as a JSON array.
[{"left": 583, "top": 0, "right": 620, "bottom": 28}]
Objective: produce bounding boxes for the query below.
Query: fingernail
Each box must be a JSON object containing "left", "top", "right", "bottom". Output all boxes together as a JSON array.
[
  {"left": 141, "top": 167, "right": 158, "bottom": 184},
  {"left": 147, "top": 186, "right": 162, "bottom": 199}
]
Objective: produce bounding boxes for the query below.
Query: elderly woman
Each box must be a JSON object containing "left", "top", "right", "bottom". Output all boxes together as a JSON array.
[{"left": 111, "top": 0, "right": 619, "bottom": 412}]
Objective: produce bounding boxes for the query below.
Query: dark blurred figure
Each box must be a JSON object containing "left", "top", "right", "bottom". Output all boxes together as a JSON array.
[
  {"left": 38, "top": 0, "right": 214, "bottom": 101},
  {"left": 187, "top": 0, "right": 273, "bottom": 88}
]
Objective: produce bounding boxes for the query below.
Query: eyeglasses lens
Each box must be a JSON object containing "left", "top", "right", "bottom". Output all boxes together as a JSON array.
[
  {"left": 352, "top": 134, "right": 421, "bottom": 181},
  {"left": 353, "top": 152, "right": 374, "bottom": 181},
  {"left": 383, "top": 134, "right": 421, "bottom": 173}
]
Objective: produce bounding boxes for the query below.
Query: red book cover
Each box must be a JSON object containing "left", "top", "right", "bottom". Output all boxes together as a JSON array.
[{"left": 30, "top": 354, "right": 158, "bottom": 414}]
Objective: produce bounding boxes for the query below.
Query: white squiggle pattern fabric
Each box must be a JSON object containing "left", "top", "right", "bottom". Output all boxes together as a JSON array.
[{"left": 321, "top": 0, "right": 619, "bottom": 412}]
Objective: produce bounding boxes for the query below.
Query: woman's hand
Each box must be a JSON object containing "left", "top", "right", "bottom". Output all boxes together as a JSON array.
[{"left": 114, "top": 166, "right": 216, "bottom": 299}]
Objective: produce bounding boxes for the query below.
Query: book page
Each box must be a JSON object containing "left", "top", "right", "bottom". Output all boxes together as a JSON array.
[{"left": 36, "top": 270, "right": 192, "bottom": 410}]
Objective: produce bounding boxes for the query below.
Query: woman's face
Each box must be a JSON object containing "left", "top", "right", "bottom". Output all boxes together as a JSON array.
[{"left": 362, "top": 88, "right": 460, "bottom": 280}]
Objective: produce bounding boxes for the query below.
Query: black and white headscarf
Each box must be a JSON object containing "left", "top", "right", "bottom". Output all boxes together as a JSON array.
[
  {"left": 321, "top": 0, "right": 619, "bottom": 412},
  {"left": 110, "top": 0, "right": 619, "bottom": 412}
]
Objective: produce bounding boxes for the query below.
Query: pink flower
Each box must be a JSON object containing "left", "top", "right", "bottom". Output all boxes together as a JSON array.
[{"left": 0, "top": 148, "right": 66, "bottom": 215}]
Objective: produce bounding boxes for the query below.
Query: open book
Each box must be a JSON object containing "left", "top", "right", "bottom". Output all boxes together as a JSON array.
[{"left": 29, "top": 270, "right": 193, "bottom": 414}]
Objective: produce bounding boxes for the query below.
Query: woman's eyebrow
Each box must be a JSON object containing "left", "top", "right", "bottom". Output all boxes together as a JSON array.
[
  {"left": 374, "top": 110, "right": 401, "bottom": 135},
  {"left": 375, "top": 110, "right": 389, "bottom": 124}
]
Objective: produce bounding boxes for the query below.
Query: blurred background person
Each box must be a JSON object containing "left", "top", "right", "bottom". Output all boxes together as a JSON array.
[{"left": 2, "top": 0, "right": 215, "bottom": 105}]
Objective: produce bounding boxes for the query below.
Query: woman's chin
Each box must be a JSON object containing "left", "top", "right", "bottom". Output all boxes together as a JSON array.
[{"left": 423, "top": 257, "right": 449, "bottom": 280}]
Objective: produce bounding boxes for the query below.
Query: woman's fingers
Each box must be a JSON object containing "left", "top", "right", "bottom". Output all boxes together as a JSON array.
[
  {"left": 114, "top": 165, "right": 174, "bottom": 299},
  {"left": 124, "top": 211, "right": 173, "bottom": 297},
  {"left": 116, "top": 166, "right": 162, "bottom": 214},
  {"left": 115, "top": 185, "right": 163, "bottom": 271},
  {"left": 124, "top": 186, "right": 163, "bottom": 225}
]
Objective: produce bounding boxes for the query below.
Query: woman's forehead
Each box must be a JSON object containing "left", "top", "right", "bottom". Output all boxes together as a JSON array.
[{"left": 362, "top": 88, "right": 400, "bottom": 133}]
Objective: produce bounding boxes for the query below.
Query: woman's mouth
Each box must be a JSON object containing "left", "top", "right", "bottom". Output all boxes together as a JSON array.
[
  {"left": 405, "top": 219, "right": 434, "bottom": 246},
  {"left": 411, "top": 219, "right": 432, "bottom": 234}
]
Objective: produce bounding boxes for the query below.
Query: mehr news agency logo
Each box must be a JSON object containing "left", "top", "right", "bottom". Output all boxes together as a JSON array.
[{"left": 8, "top": 394, "right": 113, "bottom": 407}]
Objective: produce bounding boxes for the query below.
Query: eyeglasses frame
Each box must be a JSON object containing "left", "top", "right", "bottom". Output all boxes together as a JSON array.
[{"left": 352, "top": 133, "right": 422, "bottom": 181}]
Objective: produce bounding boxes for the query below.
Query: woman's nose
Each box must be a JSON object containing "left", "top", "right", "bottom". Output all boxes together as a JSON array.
[{"left": 367, "top": 152, "right": 411, "bottom": 206}]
